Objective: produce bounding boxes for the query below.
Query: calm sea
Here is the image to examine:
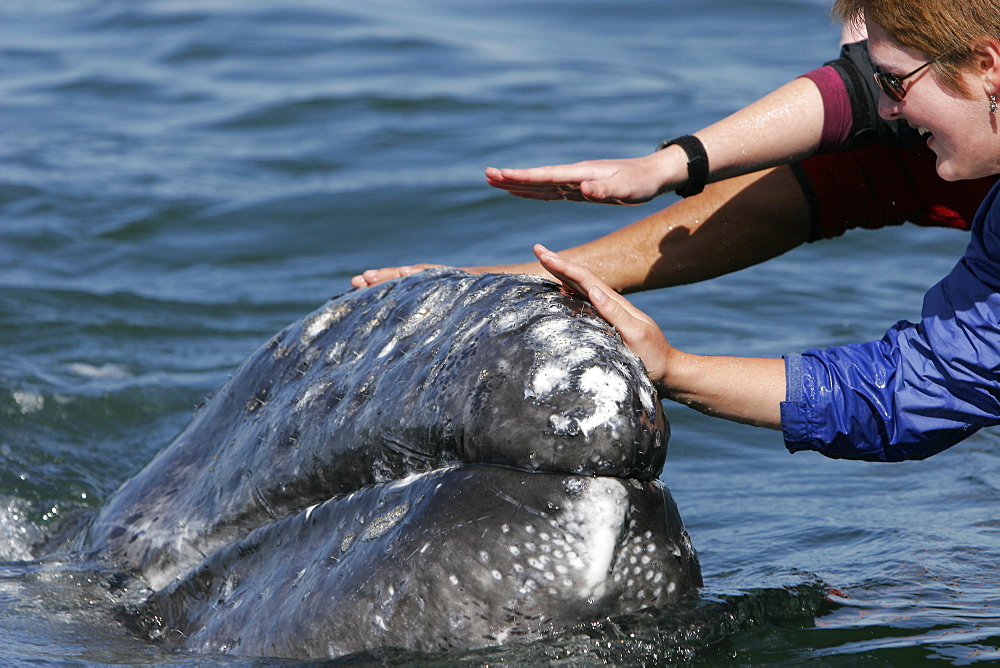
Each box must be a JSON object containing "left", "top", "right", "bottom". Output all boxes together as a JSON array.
[{"left": 1, "top": 0, "right": 997, "bottom": 664}]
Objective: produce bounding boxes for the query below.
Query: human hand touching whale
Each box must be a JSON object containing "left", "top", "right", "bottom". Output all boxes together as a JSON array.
[
  {"left": 533, "top": 244, "right": 786, "bottom": 429},
  {"left": 532, "top": 243, "right": 675, "bottom": 391}
]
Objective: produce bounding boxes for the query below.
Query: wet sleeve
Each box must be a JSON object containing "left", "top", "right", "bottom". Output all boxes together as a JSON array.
[{"left": 780, "top": 183, "right": 1000, "bottom": 462}]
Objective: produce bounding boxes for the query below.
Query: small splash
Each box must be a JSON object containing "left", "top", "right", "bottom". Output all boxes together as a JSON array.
[
  {"left": 0, "top": 497, "right": 46, "bottom": 561},
  {"left": 12, "top": 391, "right": 45, "bottom": 415}
]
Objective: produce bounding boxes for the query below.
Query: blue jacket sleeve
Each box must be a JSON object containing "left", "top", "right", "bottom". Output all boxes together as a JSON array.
[{"left": 781, "top": 181, "right": 1000, "bottom": 461}]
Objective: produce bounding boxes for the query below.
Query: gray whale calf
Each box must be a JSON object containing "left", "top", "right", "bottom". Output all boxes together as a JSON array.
[{"left": 77, "top": 269, "right": 699, "bottom": 658}]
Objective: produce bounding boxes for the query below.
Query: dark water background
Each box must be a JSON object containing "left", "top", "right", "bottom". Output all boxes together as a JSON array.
[{"left": 1, "top": 0, "right": 997, "bottom": 664}]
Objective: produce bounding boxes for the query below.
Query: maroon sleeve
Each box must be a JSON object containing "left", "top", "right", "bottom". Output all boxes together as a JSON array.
[
  {"left": 799, "top": 66, "right": 854, "bottom": 151},
  {"left": 794, "top": 144, "right": 995, "bottom": 241}
]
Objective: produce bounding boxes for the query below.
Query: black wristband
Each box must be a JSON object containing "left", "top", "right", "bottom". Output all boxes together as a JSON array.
[{"left": 657, "top": 135, "right": 709, "bottom": 197}]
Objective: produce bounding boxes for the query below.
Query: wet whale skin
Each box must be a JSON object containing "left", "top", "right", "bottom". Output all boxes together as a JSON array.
[{"left": 76, "top": 270, "right": 699, "bottom": 658}]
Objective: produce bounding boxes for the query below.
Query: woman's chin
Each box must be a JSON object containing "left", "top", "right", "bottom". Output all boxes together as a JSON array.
[
  {"left": 934, "top": 160, "right": 960, "bottom": 182},
  {"left": 933, "top": 150, "right": 968, "bottom": 182},
  {"left": 932, "top": 141, "right": 999, "bottom": 182}
]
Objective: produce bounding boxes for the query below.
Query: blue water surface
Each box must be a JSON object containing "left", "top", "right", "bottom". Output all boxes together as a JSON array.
[{"left": 1, "top": 0, "right": 998, "bottom": 664}]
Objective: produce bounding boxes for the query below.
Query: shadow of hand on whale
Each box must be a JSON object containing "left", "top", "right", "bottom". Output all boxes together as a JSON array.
[{"left": 73, "top": 269, "right": 702, "bottom": 659}]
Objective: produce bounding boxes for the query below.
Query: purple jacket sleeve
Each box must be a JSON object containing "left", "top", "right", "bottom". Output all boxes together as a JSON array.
[{"left": 781, "top": 181, "right": 1000, "bottom": 461}]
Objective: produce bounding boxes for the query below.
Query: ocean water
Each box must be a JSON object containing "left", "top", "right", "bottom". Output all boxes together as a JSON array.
[{"left": 1, "top": 0, "right": 997, "bottom": 665}]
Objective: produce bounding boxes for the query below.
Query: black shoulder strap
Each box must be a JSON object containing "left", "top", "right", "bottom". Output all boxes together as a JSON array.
[{"left": 826, "top": 40, "right": 923, "bottom": 150}]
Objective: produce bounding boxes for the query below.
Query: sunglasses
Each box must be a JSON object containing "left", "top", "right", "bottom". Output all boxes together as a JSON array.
[{"left": 873, "top": 59, "right": 936, "bottom": 102}]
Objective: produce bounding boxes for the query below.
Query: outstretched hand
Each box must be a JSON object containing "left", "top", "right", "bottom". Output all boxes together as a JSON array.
[
  {"left": 350, "top": 263, "right": 444, "bottom": 289},
  {"left": 533, "top": 244, "right": 675, "bottom": 390},
  {"left": 486, "top": 153, "right": 676, "bottom": 205}
]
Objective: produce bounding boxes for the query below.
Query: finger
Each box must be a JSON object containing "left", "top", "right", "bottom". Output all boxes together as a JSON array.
[
  {"left": 533, "top": 244, "right": 588, "bottom": 296},
  {"left": 588, "top": 286, "right": 670, "bottom": 380},
  {"left": 586, "top": 284, "right": 634, "bottom": 329},
  {"left": 532, "top": 245, "right": 670, "bottom": 376},
  {"left": 486, "top": 177, "right": 582, "bottom": 195},
  {"left": 489, "top": 166, "right": 571, "bottom": 184},
  {"left": 533, "top": 245, "right": 653, "bottom": 324},
  {"left": 487, "top": 164, "right": 600, "bottom": 187},
  {"left": 533, "top": 244, "right": 603, "bottom": 295},
  {"left": 349, "top": 267, "right": 406, "bottom": 289},
  {"left": 536, "top": 248, "right": 654, "bottom": 348},
  {"left": 508, "top": 189, "right": 588, "bottom": 202}
]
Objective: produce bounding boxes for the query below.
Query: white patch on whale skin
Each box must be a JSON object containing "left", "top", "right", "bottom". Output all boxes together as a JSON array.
[
  {"left": 324, "top": 340, "right": 347, "bottom": 364},
  {"left": 566, "top": 477, "right": 627, "bottom": 599},
  {"left": 294, "top": 382, "right": 327, "bottom": 412},
  {"left": 575, "top": 366, "right": 629, "bottom": 435},
  {"left": 505, "top": 477, "right": 628, "bottom": 602},
  {"left": 522, "top": 317, "right": 645, "bottom": 436},
  {"left": 397, "top": 283, "right": 463, "bottom": 336},
  {"left": 398, "top": 305, "right": 437, "bottom": 338},
  {"left": 301, "top": 304, "right": 349, "bottom": 346},
  {"left": 388, "top": 470, "right": 428, "bottom": 490},
  {"left": 377, "top": 337, "right": 397, "bottom": 359},
  {"left": 422, "top": 329, "right": 443, "bottom": 347},
  {"left": 523, "top": 307, "right": 659, "bottom": 420},
  {"left": 526, "top": 363, "right": 569, "bottom": 399}
]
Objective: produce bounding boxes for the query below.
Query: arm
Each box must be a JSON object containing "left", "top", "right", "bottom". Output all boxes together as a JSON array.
[
  {"left": 534, "top": 182, "right": 1000, "bottom": 460},
  {"left": 485, "top": 77, "right": 824, "bottom": 205},
  {"left": 350, "top": 42, "right": 871, "bottom": 290},
  {"left": 353, "top": 164, "right": 811, "bottom": 291},
  {"left": 532, "top": 244, "right": 785, "bottom": 427},
  {"left": 487, "top": 39, "right": 924, "bottom": 206},
  {"left": 352, "top": 42, "right": 989, "bottom": 291}
]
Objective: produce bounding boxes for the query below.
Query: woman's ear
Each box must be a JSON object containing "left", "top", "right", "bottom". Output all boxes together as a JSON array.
[
  {"left": 971, "top": 36, "right": 1000, "bottom": 88},
  {"left": 974, "top": 37, "right": 1000, "bottom": 123}
]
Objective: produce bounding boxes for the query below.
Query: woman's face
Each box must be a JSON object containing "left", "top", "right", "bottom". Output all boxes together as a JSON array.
[{"left": 869, "top": 21, "right": 1000, "bottom": 181}]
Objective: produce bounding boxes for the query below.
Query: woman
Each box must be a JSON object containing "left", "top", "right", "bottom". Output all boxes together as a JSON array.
[{"left": 537, "top": 0, "right": 1000, "bottom": 462}]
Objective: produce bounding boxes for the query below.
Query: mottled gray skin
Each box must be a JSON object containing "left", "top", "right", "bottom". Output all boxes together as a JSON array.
[
  {"left": 72, "top": 269, "right": 698, "bottom": 659},
  {"left": 78, "top": 270, "right": 667, "bottom": 590},
  {"left": 135, "top": 466, "right": 700, "bottom": 659}
]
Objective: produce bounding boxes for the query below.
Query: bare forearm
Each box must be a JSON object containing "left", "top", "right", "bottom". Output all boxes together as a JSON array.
[
  {"left": 659, "top": 352, "right": 785, "bottom": 428},
  {"left": 690, "top": 76, "right": 824, "bottom": 184},
  {"left": 470, "top": 164, "right": 811, "bottom": 293},
  {"left": 486, "top": 76, "right": 825, "bottom": 204},
  {"left": 644, "top": 77, "right": 825, "bottom": 191},
  {"left": 357, "top": 79, "right": 823, "bottom": 291}
]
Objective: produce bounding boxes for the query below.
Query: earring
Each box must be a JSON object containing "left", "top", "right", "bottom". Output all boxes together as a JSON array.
[{"left": 992, "top": 93, "right": 998, "bottom": 115}]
